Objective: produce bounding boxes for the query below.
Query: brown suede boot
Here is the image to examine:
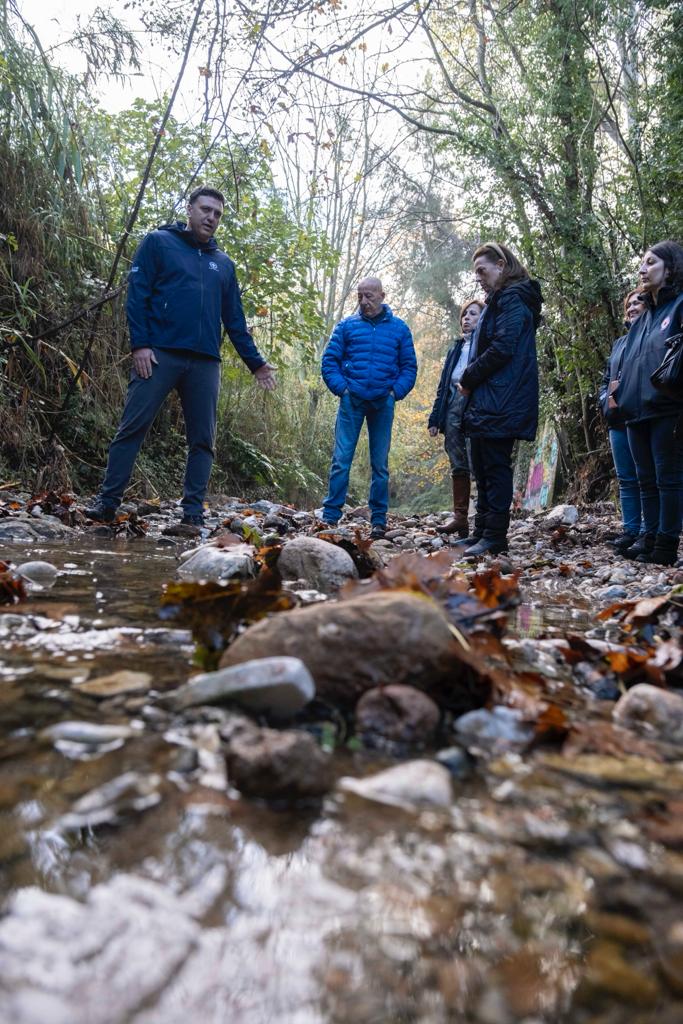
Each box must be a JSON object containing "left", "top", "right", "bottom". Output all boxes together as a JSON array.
[{"left": 436, "top": 476, "right": 470, "bottom": 537}]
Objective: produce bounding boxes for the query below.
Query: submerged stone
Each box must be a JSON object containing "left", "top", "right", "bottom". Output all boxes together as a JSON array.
[
  {"left": 224, "top": 726, "right": 332, "bottom": 799},
  {"left": 338, "top": 759, "right": 452, "bottom": 812},
  {"left": 73, "top": 670, "right": 152, "bottom": 698}
]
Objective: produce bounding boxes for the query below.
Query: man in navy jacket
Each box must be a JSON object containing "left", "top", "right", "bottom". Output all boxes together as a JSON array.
[
  {"left": 85, "top": 186, "right": 276, "bottom": 526},
  {"left": 320, "top": 277, "right": 417, "bottom": 537}
]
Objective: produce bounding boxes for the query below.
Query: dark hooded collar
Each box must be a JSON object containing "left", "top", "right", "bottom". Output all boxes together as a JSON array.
[
  {"left": 488, "top": 278, "right": 543, "bottom": 328},
  {"left": 159, "top": 221, "right": 219, "bottom": 252}
]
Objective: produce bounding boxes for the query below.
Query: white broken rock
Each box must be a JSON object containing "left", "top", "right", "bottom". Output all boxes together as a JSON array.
[
  {"left": 166, "top": 657, "right": 315, "bottom": 718},
  {"left": 544, "top": 504, "right": 579, "bottom": 526},
  {"left": 338, "top": 759, "right": 453, "bottom": 812},
  {"left": 177, "top": 542, "right": 255, "bottom": 582}
]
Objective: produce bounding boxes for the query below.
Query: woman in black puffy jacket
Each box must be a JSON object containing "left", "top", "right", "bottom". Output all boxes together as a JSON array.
[
  {"left": 599, "top": 289, "right": 647, "bottom": 552},
  {"left": 456, "top": 242, "right": 543, "bottom": 557},
  {"left": 615, "top": 241, "right": 683, "bottom": 565}
]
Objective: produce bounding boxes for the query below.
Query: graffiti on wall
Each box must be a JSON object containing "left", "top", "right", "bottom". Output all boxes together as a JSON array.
[{"left": 523, "top": 423, "right": 559, "bottom": 510}]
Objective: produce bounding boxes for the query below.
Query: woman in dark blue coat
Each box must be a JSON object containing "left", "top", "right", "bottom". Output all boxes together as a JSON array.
[
  {"left": 599, "top": 289, "right": 647, "bottom": 552},
  {"left": 615, "top": 240, "right": 683, "bottom": 565},
  {"left": 456, "top": 242, "right": 543, "bottom": 557},
  {"left": 428, "top": 298, "right": 484, "bottom": 537}
]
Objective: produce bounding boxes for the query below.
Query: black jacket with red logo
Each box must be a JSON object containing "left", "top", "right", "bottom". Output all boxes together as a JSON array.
[{"left": 615, "top": 287, "right": 683, "bottom": 423}]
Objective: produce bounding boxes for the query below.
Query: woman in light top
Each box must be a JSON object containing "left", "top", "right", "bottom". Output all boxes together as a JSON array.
[{"left": 428, "top": 298, "right": 485, "bottom": 536}]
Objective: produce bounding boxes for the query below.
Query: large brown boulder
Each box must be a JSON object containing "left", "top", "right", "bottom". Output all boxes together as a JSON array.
[{"left": 220, "top": 591, "right": 482, "bottom": 710}]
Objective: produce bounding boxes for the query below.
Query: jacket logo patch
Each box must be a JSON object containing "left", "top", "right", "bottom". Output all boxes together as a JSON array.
[
  {"left": 208, "top": 261, "right": 219, "bottom": 271},
  {"left": 130, "top": 266, "right": 140, "bottom": 273},
  {"left": 661, "top": 317, "right": 671, "bottom": 330}
]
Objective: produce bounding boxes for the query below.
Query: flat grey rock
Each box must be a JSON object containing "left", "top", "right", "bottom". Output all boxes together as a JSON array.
[{"left": 167, "top": 656, "right": 315, "bottom": 718}]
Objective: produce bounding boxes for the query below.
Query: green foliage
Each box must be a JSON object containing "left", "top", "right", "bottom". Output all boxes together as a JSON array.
[{"left": 88, "top": 99, "right": 334, "bottom": 360}]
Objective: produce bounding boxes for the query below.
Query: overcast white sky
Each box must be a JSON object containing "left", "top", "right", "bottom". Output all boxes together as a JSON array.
[{"left": 19, "top": 0, "right": 180, "bottom": 111}]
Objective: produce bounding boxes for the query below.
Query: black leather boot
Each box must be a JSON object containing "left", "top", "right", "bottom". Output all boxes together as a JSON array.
[
  {"left": 609, "top": 531, "right": 639, "bottom": 553},
  {"left": 624, "top": 533, "right": 655, "bottom": 560},
  {"left": 463, "top": 537, "right": 509, "bottom": 557},
  {"left": 637, "top": 533, "right": 679, "bottom": 565}
]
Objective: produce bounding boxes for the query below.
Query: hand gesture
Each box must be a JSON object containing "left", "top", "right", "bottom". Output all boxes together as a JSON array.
[
  {"left": 428, "top": 426, "right": 439, "bottom": 437},
  {"left": 254, "top": 362, "right": 277, "bottom": 391},
  {"left": 132, "top": 348, "right": 158, "bottom": 379}
]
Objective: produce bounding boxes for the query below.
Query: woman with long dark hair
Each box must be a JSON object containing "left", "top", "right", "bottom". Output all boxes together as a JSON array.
[
  {"left": 600, "top": 289, "right": 647, "bottom": 552},
  {"left": 456, "top": 242, "right": 542, "bottom": 556},
  {"left": 615, "top": 240, "right": 683, "bottom": 565},
  {"left": 428, "top": 298, "right": 485, "bottom": 537}
]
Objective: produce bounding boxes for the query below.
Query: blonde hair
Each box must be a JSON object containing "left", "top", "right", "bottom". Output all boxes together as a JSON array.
[
  {"left": 459, "top": 297, "right": 485, "bottom": 327},
  {"left": 472, "top": 241, "right": 529, "bottom": 289}
]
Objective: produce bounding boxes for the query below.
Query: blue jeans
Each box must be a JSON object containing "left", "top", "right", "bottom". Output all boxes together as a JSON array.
[
  {"left": 99, "top": 347, "right": 220, "bottom": 516},
  {"left": 609, "top": 427, "right": 642, "bottom": 535},
  {"left": 626, "top": 416, "right": 683, "bottom": 539},
  {"left": 322, "top": 391, "right": 395, "bottom": 525}
]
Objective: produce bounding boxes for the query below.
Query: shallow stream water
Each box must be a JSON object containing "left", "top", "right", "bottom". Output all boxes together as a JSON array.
[{"left": 1, "top": 536, "right": 682, "bottom": 1023}]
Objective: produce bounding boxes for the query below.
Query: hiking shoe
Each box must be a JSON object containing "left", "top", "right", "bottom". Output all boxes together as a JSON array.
[
  {"left": 370, "top": 524, "right": 386, "bottom": 540},
  {"left": 181, "top": 514, "right": 205, "bottom": 527},
  {"left": 463, "top": 537, "right": 508, "bottom": 558},
  {"left": 83, "top": 499, "right": 118, "bottom": 523}
]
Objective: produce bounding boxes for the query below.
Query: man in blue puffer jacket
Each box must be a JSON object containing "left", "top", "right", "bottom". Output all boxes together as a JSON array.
[
  {"left": 84, "top": 186, "right": 276, "bottom": 527},
  {"left": 320, "top": 277, "right": 417, "bottom": 537}
]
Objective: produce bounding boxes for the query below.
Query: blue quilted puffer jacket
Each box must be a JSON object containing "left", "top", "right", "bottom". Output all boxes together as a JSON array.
[{"left": 321, "top": 305, "right": 417, "bottom": 402}]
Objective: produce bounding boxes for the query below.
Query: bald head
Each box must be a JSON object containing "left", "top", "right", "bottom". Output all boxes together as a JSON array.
[{"left": 357, "top": 277, "right": 385, "bottom": 319}]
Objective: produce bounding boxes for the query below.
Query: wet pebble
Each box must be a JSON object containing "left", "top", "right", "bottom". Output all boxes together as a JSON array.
[
  {"left": 338, "top": 759, "right": 452, "bottom": 812},
  {"left": 225, "top": 725, "right": 333, "bottom": 799},
  {"left": 613, "top": 684, "right": 683, "bottom": 744},
  {"left": 355, "top": 685, "right": 440, "bottom": 747}
]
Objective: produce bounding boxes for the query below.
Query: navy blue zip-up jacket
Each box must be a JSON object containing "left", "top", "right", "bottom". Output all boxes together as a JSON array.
[
  {"left": 614, "top": 287, "right": 683, "bottom": 423},
  {"left": 126, "top": 222, "right": 266, "bottom": 370},
  {"left": 321, "top": 304, "right": 417, "bottom": 402},
  {"left": 428, "top": 338, "right": 465, "bottom": 433},
  {"left": 461, "top": 279, "right": 542, "bottom": 441},
  {"left": 599, "top": 331, "right": 629, "bottom": 429}
]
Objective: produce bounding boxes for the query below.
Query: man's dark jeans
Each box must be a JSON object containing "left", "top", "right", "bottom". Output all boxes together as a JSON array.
[
  {"left": 99, "top": 348, "right": 220, "bottom": 517},
  {"left": 322, "top": 391, "right": 395, "bottom": 526},
  {"left": 469, "top": 436, "right": 515, "bottom": 539},
  {"left": 626, "top": 415, "right": 683, "bottom": 539}
]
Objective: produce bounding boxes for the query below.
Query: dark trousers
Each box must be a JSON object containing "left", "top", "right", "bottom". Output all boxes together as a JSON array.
[
  {"left": 469, "top": 436, "right": 515, "bottom": 540},
  {"left": 99, "top": 348, "right": 220, "bottom": 516},
  {"left": 626, "top": 416, "right": 683, "bottom": 540}
]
